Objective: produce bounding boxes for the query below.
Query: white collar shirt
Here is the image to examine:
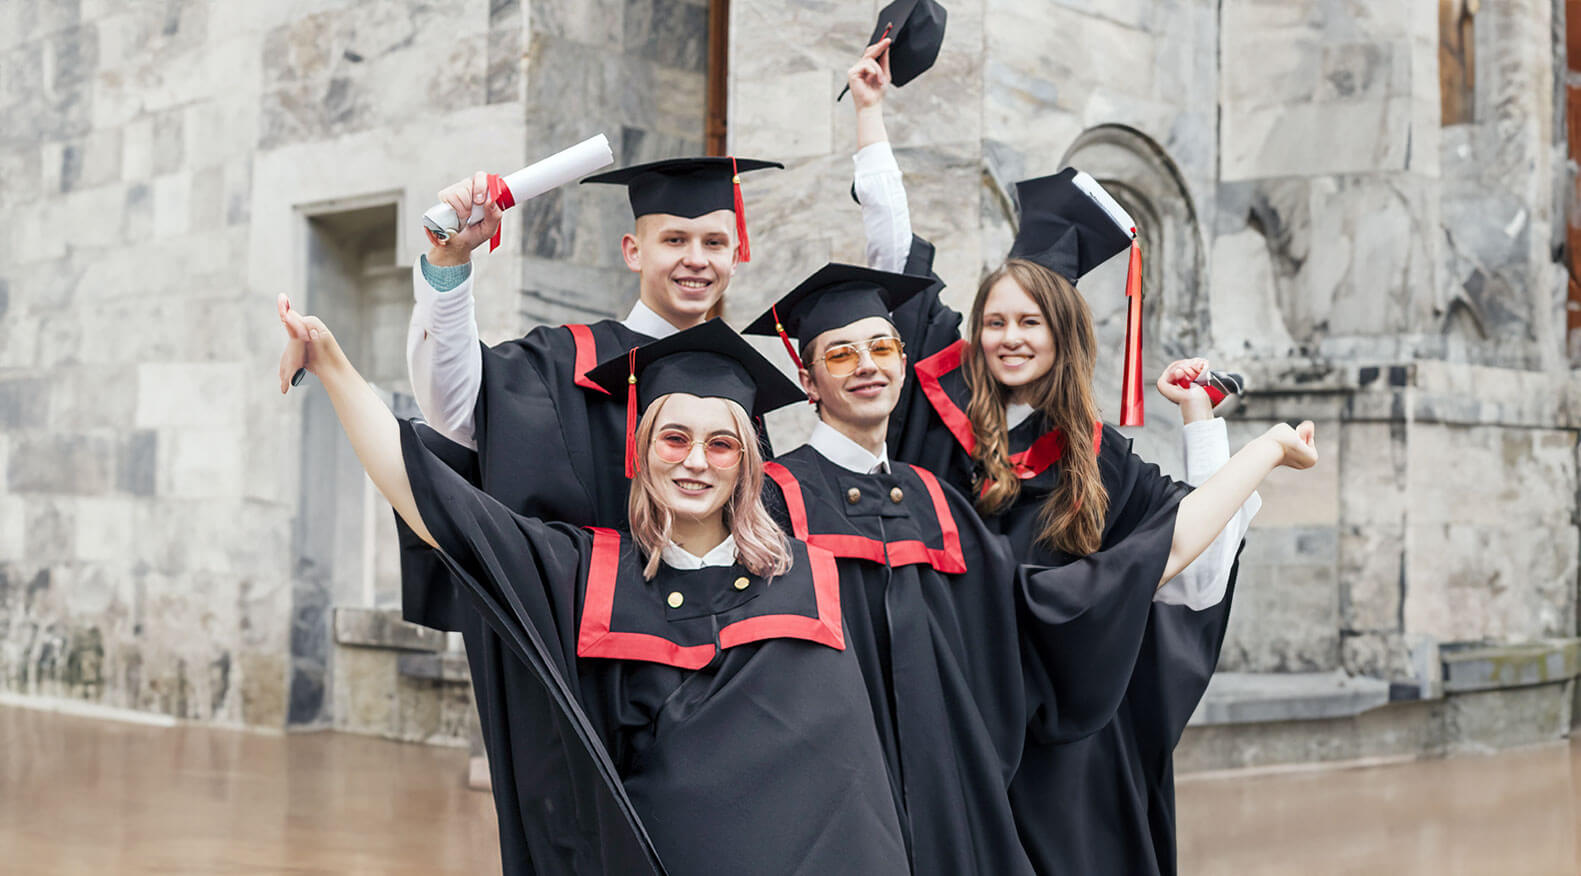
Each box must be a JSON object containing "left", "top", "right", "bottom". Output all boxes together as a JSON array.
[
  {"left": 660, "top": 534, "right": 737, "bottom": 570},
  {"left": 623, "top": 299, "right": 682, "bottom": 341},
  {"left": 807, "top": 421, "right": 891, "bottom": 475}
]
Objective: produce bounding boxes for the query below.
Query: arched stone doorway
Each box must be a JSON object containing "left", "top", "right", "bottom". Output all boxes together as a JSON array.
[{"left": 1059, "top": 125, "right": 1207, "bottom": 472}]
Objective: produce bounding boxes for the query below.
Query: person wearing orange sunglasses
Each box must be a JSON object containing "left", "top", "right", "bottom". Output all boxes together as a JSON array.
[{"left": 744, "top": 257, "right": 1316, "bottom": 876}]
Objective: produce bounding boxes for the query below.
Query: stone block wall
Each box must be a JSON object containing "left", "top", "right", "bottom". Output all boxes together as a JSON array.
[{"left": 0, "top": 0, "right": 702, "bottom": 732}]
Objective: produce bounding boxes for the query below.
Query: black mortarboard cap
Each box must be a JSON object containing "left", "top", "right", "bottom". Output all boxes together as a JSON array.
[
  {"left": 1007, "top": 168, "right": 1148, "bottom": 425},
  {"left": 1007, "top": 167, "right": 1135, "bottom": 282},
  {"left": 584, "top": 319, "right": 805, "bottom": 475},
  {"left": 742, "top": 262, "right": 935, "bottom": 369},
  {"left": 582, "top": 156, "right": 782, "bottom": 261},
  {"left": 838, "top": 0, "right": 948, "bottom": 100}
]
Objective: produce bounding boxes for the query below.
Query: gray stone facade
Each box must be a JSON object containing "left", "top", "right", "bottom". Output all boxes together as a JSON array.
[
  {"left": 0, "top": 0, "right": 704, "bottom": 735},
  {"left": 0, "top": 0, "right": 1578, "bottom": 768}
]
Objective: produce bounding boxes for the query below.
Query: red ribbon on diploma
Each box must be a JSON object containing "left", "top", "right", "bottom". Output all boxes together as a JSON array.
[
  {"left": 1119, "top": 239, "right": 1144, "bottom": 427},
  {"left": 486, "top": 173, "right": 517, "bottom": 253}
]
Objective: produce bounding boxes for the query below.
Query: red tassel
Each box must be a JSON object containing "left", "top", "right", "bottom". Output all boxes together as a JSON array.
[
  {"left": 624, "top": 348, "right": 639, "bottom": 478},
  {"left": 485, "top": 173, "right": 516, "bottom": 253},
  {"left": 772, "top": 304, "right": 803, "bottom": 370},
  {"left": 731, "top": 156, "right": 751, "bottom": 263},
  {"left": 1120, "top": 238, "right": 1145, "bottom": 427}
]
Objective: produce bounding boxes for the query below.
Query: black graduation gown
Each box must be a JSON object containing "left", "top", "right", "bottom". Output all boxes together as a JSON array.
[
  {"left": 401, "top": 419, "right": 910, "bottom": 876},
  {"left": 885, "top": 277, "right": 1239, "bottom": 876},
  {"left": 397, "top": 319, "right": 653, "bottom": 874},
  {"left": 763, "top": 445, "right": 1173, "bottom": 876}
]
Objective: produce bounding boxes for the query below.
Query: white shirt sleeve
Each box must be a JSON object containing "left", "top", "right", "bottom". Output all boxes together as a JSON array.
[
  {"left": 1154, "top": 418, "right": 1262, "bottom": 609},
  {"left": 853, "top": 142, "right": 912, "bottom": 273},
  {"left": 406, "top": 258, "right": 483, "bottom": 450}
]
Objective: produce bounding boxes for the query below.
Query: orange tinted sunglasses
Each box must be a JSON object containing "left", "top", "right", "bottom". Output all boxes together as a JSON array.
[{"left": 811, "top": 337, "right": 905, "bottom": 377}]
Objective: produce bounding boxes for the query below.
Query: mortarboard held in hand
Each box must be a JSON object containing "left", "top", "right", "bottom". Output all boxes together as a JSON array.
[
  {"left": 1007, "top": 168, "right": 1147, "bottom": 426},
  {"left": 584, "top": 319, "right": 805, "bottom": 476},
  {"left": 582, "top": 156, "right": 782, "bottom": 262},
  {"left": 742, "top": 262, "right": 936, "bottom": 371},
  {"left": 836, "top": 0, "right": 948, "bottom": 101}
]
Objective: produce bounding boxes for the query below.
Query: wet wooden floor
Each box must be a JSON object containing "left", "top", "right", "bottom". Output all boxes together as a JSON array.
[
  {"left": 1177, "top": 741, "right": 1581, "bottom": 875},
  {"left": 0, "top": 705, "right": 500, "bottom": 875},
  {"left": 5, "top": 703, "right": 1580, "bottom": 874}
]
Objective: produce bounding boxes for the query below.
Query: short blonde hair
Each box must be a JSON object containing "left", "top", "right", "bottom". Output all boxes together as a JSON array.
[{"left": 627, "top": 394, "right": 792, "bottom": 580}]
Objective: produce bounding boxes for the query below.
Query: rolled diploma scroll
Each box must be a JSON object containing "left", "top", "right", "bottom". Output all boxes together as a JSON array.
[{"left": 421, "top": 133, "right": 614, "bottom": 240}]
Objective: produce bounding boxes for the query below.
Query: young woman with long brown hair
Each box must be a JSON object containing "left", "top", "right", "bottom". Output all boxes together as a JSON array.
[
  {"left": 277, "top": 306, "right": 910, "bottom": 876},
  {"left": 877, "top": 173, "right": 1308, "bottom": 876},
  {"left": 847, "top": 40, "right": 1305, "bottom": 873}
]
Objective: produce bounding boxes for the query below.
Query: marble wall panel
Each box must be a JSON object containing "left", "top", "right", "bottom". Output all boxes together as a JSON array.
[
  {"left": 1338, "top": 524, "right": 1404, "bottom": 633},
  {"left": 734, "top": 70, "right": 837, "bottom": 161},
  {"left": 1221, "top": 96, "right": 1412, "bottom": 181},
  {"left": 1219, "top": 547, "right": 1342, "bottom": 673},
  {"left": 1407, "top": 424, "right": 1574, "bottom": 527},
  {"left": 531, "top": 0, "right": 625, "bottom": 47},
  {"left": 1341, "top": 630, "right": 1414, "bottom": 680}
]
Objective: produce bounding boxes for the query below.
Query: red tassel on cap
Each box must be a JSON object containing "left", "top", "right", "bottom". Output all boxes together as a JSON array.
[
  {"left": 1120, "top": 237, "right": 1145, "bottom": 427},
  {"left": 485, "top": 173, "right": 516, "bottom": 253},
  {"left": 772, "top": 304, "right": 803, "bottom": 370},
  {"left": 731, "top": 156, "right": 751, "bottom": 263},
  {"left": 624, "top": 348, "right": 639, "bottom": 478}
]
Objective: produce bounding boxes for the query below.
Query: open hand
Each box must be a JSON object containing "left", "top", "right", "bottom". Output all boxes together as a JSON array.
[
  {"left": 276, "top": 294, "right": 344, "bottom": 394},
  {"left": 424, "top": 171, "right": 505, "bottom": 265}
]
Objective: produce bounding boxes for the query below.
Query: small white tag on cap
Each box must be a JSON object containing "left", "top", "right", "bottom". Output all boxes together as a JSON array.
[{"left": 1071, "top": 170, "right": 1137, "bottom": 239}]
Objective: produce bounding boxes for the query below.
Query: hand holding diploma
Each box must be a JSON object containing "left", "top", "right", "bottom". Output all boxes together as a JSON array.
[{"left": 422, "top": 133, "right": 614, "bottom": 262}]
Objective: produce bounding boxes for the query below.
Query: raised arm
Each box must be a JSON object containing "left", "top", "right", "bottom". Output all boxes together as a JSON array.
[
  {"left": 1162, "top": 421, "right": 1316, "bottom": 585},
  {"left": 1154, "top": 358, "right": 1260, "bottom": 607},
  {"left": 406, "top": 173, "right": 505, "bottom": 448},
  {"left": 847, "top": 38, "right": 913, "bottom": 273},
  {"left": 280, "top": 294, "right": 436, "bottom": 547}
]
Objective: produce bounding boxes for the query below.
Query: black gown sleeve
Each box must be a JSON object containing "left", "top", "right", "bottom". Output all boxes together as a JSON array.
[
  {"left": 1016, "top": 429, "right": 1190, "bottom": 745},
  {"left": 395, "top": 422, "right": 481, "bottom": 632},
  {"left": 397, "top": 418, "right": 667, "bottom": 876},
  {"left": 474, "top": 330, "right": 603, "bottom": 524},
  {"left": 1091, "top": 428, "right": 1234, "bottom": 762},
  {"left": 887, "top": 235, "right": 967, "bottom": 466}
]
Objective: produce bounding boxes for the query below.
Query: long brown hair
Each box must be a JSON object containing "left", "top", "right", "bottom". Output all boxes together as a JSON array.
[
  {"left": 627, "top": 394, "right": 792, "bottom": 580},
  {"left": 964, "top": 259, "right": 1108, "bottom": 555}
]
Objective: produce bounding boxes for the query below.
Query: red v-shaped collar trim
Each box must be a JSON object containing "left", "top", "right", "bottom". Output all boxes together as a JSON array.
[
  {"left": 719, "top": 546, "right": 843, "bottom": 651},
  {"left": 911, "top": 340, "right": 1102, "bottom": 481},
  {"left": 575, "top": 527, "right": 844, "bottom": 670},
  {"left": 912, "top": 340, "right": 975, "bottom": 454},
  {"left": 764, "top": 461, "right": 967, "bottom": 574},
  {"left": 568, "top": 324, "right": 611, "bottom": 395},
  {"left": 577, "top": 527, "right": 714, "bottom": 669}
]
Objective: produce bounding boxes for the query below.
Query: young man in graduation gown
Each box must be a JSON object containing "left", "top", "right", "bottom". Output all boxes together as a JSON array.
[
  {"left": 354, "top": 159, "right": 779, "bottom": 874},
  {"left": 741, "top": 264, "right": 1237, "bottom": 876}
]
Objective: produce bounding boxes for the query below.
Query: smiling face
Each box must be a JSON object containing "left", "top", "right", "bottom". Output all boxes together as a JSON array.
[
  {"left": 799, "top": 315, "right": 907, "bottom": 435},
  {"left": 644, "top": 393, "right": 742, "bottom": 524},
  {"left": 977, "top": 274, "right": 1056, "bottom": 400},
  {"left": 623, "top": 211, "right": 738, "bottom": 329}
]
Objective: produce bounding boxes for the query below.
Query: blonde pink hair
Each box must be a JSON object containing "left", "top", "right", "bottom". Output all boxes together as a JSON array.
[{"left": 627, "top": 395, "right": 792, "bottom": 580}]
